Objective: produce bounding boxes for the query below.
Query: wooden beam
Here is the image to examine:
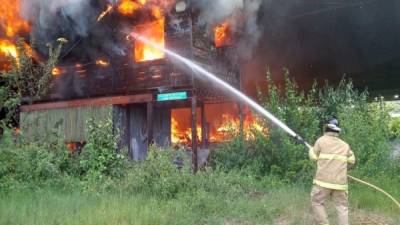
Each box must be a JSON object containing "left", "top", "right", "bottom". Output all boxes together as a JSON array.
[
  {"left": 238, "top": 102, "right": 244, "bottom": 139},
  {"left": 147, "top": 102, "right": 154, "bottom": 147},
  {"left": 191, "top": 96, "right": 198, "bottom": 173},
  {"left": 20, "top": 94, "right": 153, "bottom": 112},
  {"left": 201, "top": 101, "right": 207, "bottom": 149}
]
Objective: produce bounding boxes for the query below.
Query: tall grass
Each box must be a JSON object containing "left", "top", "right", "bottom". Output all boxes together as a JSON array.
[
  {"left": 0, "top": 186, "right": 311, "bottom": 225},
  {"left": 0, "top": 182, "right": 398, "bottom": 225}
]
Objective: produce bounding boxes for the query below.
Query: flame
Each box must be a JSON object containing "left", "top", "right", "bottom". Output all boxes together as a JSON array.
[
  {"left": 171, "top": 116, "right": 202, "bottom": 145},
  {"left": 0, "top": 39, "right": 17, "bottom": 58},
  {"left": 117, "top": 0, "right": 174, "bottom": 62},
  {"left": 171, "top": 103, "right": 268, "bottom": 145},
  {"left": 118, "top": 0, "right": 174, "bottom": 16},
  {"left": 0, "top": 0, "right": 30, "bottom": 38},
  {"left": 52, "top": 67, "right": 64, "bottom": 76},
  {"left": 134, "top": 19, "right": 165, "bottom": 62},
  {"left": 97, "top": 4, "right": 113, "bottom": 22},
  {"left": 0, "top": 0, "right": 30, "bottom": 70},
  {"left": 96, "top": 59, "right": 109, "bottom": 66},
  {"left": 118, "top": 0, "right": 144, "bottom": 15},
  {"left": 66, "top": 142, "right": 77, "bottom": 152},
  {"left": 214, "top": 21, "right": 232, "bottom": 47},
  {"left": 66, "top": 141, "right": 86, "bottom": 153}
]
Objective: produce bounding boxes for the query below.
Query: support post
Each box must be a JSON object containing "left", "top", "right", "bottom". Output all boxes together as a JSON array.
[
  {"left": 127, "top": 106, "right": 132, "bottom": 159},
  {"left": 201, "top": 101, "right": 207, "bottom": 149},
  {"left": 238, "top": 102, "right": 244, "bottom": 140},
  {"left": 147, "top": 102, "right": 154, "bottom": 147},
  {"left": 191, "top": 96, "right": 198, "bottom": 173}
]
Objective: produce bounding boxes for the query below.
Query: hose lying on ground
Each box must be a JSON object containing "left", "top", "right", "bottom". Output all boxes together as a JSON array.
[{"left": 347, "top": 175, "right": 400, "bottom": 211}]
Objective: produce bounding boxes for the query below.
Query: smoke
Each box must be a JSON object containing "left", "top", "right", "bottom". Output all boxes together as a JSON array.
[
  {"left": 20, "top": 0, "right": 121, "bottom": 59},
  {"left": 21, "top": 0, "right": 95, "bottom": 40},
  {"left": 192, "top": 0, "right": 263, "bottom": 59}
]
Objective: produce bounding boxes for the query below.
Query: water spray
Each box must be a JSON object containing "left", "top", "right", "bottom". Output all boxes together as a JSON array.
[{"left": 131, "top": 32, "right": 400, "bottom": 211}]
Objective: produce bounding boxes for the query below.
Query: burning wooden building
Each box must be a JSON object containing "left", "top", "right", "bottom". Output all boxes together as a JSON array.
[{"left": 6, "top": 0, "right": 262, "bottom": 170}]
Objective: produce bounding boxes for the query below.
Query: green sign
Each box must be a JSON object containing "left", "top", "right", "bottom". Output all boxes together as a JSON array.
[{"left": 157, "top": 91, "right": 188, "bottom": 102}]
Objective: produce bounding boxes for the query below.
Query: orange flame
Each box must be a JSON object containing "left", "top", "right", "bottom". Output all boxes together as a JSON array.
[
  {"left": 97, "top": 4, "right": 113, "bottom": 22},
  {"left": 171, "top": 104, "right": 268, "bottom": 145},
  {"left": 96, "top": 59, "right": 109, "bottom": 66},
  {"left": 52, "top": 67, "right": 64, "bottom": 76},
  {"left": 0, "top": 0, "right": 30, "bottom": 38},
  {"left": 117, "top": 0, "right": 174, "bottom": 62},
  {"left": 134, "top": 19, "right": 165, "bottom": 62},
  {"left": 214, "top": 22, "right": 232, "bottom": 47},
  {"left": 0, "top": 39, "right": 17, "bottom": 58},
  {"left": 118, "top": 0, "right": 144, "bottom": 15},
  {"left": 0, "top": 0, "right": 30, "bottom": 70}
]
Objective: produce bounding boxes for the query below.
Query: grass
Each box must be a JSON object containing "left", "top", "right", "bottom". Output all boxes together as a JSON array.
[{"left": 0, "top": 182, "right": 398, "bottom": 225}]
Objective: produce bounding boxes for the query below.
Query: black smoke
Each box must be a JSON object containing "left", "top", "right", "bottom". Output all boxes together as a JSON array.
[{"left": 245, "top": 0, "right": 400, "bottom": 97}]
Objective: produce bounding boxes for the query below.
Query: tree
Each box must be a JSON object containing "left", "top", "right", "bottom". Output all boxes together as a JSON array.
[{"left": 0, "top": 37, "right": 65, "bottom": 127}]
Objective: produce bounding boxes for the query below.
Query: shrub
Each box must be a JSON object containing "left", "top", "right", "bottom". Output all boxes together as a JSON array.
[
  {"left": 389, "top": 117, "right": 400, "bottom": 139},
  {"left": 214, "top": 70, "right": 318, "bottom": 181},
  {"left": 122, "top": 145, "right": 192, "bottom": 198},
  {"left": 78, "top": 117, "right": 127, "bottom": 180},
  {"left": 0, "top": 116, "right": 128, "bottom": 192},
  {"left": 0, "top": 128, "right": 69, "bottom": 191},
  {"left": 212, "top": 69, "right": 394, "bottom": 181}
]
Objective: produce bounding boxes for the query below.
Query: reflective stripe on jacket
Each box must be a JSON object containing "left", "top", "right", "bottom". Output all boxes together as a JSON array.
[{"left": 309, "top": 132, "right": 355, "bottom": 191}]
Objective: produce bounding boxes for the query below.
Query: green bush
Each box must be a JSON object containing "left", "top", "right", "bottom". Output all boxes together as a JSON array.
[
  {"left": 389, "top": 117, "right": 400, "bottom": 139},
  {"left": 0, "top": 117, "right": 128, "bottom": 192},
  {"left": 121, "top": 145, "right": 192, "bottom": 198},
  {"left": 78, "top": 117, "right": 127, "bottom": 180},
  {"left": 212, "top": 69, "right": 395, "bottom": 181},
  {"left": 0, "top": 129, "right": 69, "bottom": 191},
  {"left": 214, "top": 70, "right": 318, "bottom": 181}
]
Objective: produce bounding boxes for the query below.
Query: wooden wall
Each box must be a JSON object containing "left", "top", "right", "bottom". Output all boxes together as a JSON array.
[{"left": 20, "top": 105, "right": 112, "bottom": 142}]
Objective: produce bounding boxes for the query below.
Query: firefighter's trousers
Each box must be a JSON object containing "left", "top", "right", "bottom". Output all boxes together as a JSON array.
[{"left": 311, "top": 185, "right": 349, "bottom": 225}]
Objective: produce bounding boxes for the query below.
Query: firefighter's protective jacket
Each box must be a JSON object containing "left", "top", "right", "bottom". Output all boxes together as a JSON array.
[{"left": 309, "top": 132, "right": 355, "bottom": 191}]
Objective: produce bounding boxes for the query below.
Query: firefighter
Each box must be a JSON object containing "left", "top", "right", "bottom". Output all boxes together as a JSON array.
[{"left": 309, "top": 118, "right": 356, "bottom": 225}]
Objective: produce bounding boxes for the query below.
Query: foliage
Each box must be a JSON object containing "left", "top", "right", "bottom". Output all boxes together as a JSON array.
[
  {"left": 0, "top": 176, "right": 398, "bottom": 225},
  {"left": 213, "top": 69, "right": 395, "bottom": 181},
  {"left": 214, "top": 69, "right": 319, "bottom": 181},
  {"left": 0, "top": 117, "right": 128, "bottom": 192},
  {"left": 0, "top": 129, "right": 70, "bottom": 191},
  {"left": 122, "top": 145, "right": 192, "bottom": 199},
  {"left": 389, "top": 117, "right": 400, "bottom": 139},
  {"left": 0, "top": 38, "right": 64, "bottom": 127},
  {"left": 78, "top": 117, "right": 127, "bottom": 180},
  {"left": 0, "top": 64, "right": 399, "bottom": 223}
]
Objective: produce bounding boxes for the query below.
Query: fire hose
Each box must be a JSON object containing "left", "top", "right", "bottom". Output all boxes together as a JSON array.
[{"left": 298, "top": 137, "right": 400, "bottom": 211}]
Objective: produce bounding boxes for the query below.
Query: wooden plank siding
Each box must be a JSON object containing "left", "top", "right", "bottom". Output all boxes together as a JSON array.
[{"left": 20, "top": 105, "right": 112, "bottom": 142}]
